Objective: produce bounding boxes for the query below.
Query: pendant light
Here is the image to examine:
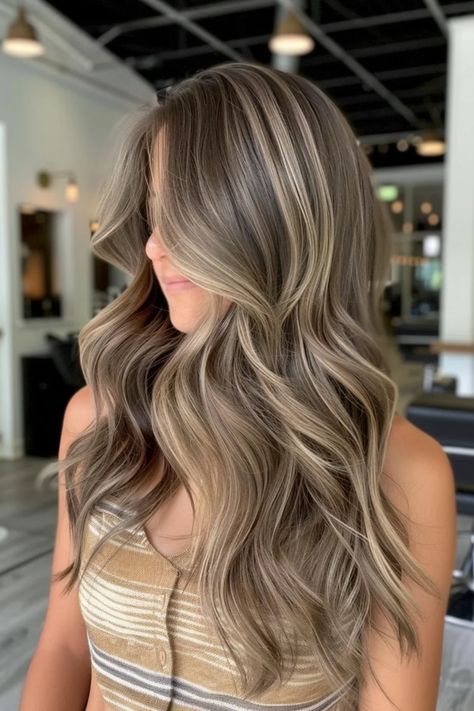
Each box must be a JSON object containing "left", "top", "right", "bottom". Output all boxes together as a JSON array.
[
  {"left": 269, "top": 8, "right": 314, "bottom": 56},
  {"left": 2, "top": 5, "right": 44, "bottom": 58},
  {"left": 415, "top": 129, "right": 446, "bottom": 157}
]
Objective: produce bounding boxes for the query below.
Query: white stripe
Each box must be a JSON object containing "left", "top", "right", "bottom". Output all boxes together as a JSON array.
[
  {"left": 80, "top": 575, "right": 158, "bottom": 614},
  {"left": 88, "top": 518, "right": 146, "bottom": 552},
  {"left": 100, "top": 563, "right": 203, "bottom": 602},
  {"left": 102, "top": 693, "right": 141, "bottom": 711},
  {"left": 98, "top": 567, "right": 164, "bottom": 591},
  {"left": 167, "top": 606, "right": 207, "bottom": 628},
  {"left": 86, "top": 618, "right": 168, "bottom": 647},
  {"left": 103, "top": 685, "right": 157, "bottom": 711},
  {"left": 102, "top": 694, "right": 137, "bottom": 711},
  {"left": 82, "top": 570, "right": 159, "bottom": 603},
  {"left": 80, "top": 591, "right": 156, "bottom": 635},
  {"left": 172, "top": 644, "right": 240, "bottom": 674}
]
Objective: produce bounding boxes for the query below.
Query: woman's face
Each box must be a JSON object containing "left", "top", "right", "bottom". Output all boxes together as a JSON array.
[
  {"left": 145, "top": 229, "right": 231, "bottom": 333},
  {"left": 146, "top": 131, "right": 230, "bottom": 332}
]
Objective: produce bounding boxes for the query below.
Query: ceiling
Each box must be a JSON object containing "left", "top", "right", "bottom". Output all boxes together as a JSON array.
[{"left": 42, "top": 0, "right": 474, "bottom": 169}]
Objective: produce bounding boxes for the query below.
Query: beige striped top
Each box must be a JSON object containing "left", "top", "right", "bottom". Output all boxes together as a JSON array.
[{"left": 78, "top": 498, "right": 350, "bottom": 711}]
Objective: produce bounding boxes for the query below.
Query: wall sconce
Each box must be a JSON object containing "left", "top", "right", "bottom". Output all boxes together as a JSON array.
[{"left": 37, "top": 170, "right": 79, "bottom": 203}]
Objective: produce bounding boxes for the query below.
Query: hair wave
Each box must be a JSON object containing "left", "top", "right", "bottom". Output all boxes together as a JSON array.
[{"left": 39, "top": 61, "right": 440, "bottom": 710}]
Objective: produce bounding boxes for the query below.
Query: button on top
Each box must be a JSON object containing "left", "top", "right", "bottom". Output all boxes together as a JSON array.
[
  {"left": 157, "top": 592, "right": 166, "bottom": 610},
  {"left": 159, "top": 647, "right": 167, "bottom": 668}
]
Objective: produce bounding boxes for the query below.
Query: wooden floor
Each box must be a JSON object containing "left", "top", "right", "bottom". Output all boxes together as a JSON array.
[
  {"left": 1, "top": 351, "right": 474, "bottom": 710},
  {"left": 0, "top": 457, "right": 58, "bottom": 709}
]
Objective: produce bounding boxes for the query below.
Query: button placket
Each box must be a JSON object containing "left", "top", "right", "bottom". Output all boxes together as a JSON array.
[{"left": 153, "top": 570, "right": 180, "bottom": 675}]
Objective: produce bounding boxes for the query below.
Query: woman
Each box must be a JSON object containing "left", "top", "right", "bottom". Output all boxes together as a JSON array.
[{"left": 21, "top": 61, "right": 456, "bottom": 711}]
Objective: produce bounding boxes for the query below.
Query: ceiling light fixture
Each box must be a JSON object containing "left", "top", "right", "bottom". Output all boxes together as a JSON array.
[
  {"left": 2, "top": 5, "right": 44, "bottom": 58},
  {"left": 269, "top": 8, "right": 314, "bottom": 56},
  {"left": 415, "top": 129, "right": 446, "bottom": 157}
]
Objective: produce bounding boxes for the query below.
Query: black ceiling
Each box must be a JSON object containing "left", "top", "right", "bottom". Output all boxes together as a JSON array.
[{"left": 43, "top": 0, "right": 474, "bottom": 169}]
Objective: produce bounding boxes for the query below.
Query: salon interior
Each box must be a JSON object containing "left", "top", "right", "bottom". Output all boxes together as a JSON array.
[{"left": 0, "top": 1, "right": 473, "bottom": 708}]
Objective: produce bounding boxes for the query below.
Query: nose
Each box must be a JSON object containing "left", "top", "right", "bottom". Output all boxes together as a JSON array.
[{"left": 145, "top": 232, "right": 164, "bottom": 261}]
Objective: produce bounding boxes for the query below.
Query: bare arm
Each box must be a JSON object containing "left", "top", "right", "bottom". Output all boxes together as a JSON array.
[
  {"left": 19, "top": 386, "right": 97, "bottom": 711},
  {"left": 359, "top": 422, "right": 457, "bottom": 710}
]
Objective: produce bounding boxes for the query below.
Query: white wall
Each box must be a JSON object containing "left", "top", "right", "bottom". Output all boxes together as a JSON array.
[
  {"left": 440, "top": 15, "right": 474, "bottom": 396},
  {"left": 0, "top": 0, "right": 154, "bottom": 458}
]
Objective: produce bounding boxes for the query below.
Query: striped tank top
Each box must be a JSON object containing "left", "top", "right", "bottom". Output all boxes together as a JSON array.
[{"left": 78, "top": 498, "right": 350, "bottom": 711}]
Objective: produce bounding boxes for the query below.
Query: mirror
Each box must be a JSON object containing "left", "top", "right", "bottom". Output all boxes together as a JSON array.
[{"left": 18, "top": 206, "right": 62, "bottom": 319}]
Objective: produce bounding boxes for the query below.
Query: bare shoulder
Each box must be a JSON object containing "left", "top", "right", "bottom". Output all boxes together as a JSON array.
[
  {"left": 387, "top": 411, "right": 445, "bottom": 454},
  {"left": 382, "top": 410, "right": 457, "bottom": 603},
  {"left": 63, "top": 384, "right": 100, "bottom": 435},
  {"left": 382, "top": 412, "right": 455, "bottom": 504}
]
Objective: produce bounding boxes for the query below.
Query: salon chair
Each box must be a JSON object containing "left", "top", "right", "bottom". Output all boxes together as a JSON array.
[{"left": 22, "top": 333, "right": 85, "bottom": 457}]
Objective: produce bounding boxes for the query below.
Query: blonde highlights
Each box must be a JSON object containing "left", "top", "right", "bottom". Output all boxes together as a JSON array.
[{"left": 39, "top": 61, "right": 440, "bottom": 710}]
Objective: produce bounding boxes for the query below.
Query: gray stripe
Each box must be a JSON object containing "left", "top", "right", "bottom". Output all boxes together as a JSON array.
[
  {"left": 89, "top": 637, "right": 347, "bottom": 711},
  {"left": 89, "top": 637, "right": 172, "bottom": 698},
  {"left": 172, "top": 674, "right": 346, "bottom": 711}
]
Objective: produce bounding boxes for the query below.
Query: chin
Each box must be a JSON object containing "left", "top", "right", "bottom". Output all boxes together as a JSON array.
[{"left": 168, "top": 314, "right": 194, "bottom": 334}]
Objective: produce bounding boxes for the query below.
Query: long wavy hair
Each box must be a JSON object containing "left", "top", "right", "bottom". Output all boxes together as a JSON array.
[{"left": 39, "top": 61, "right": 440, "bottom": 710}]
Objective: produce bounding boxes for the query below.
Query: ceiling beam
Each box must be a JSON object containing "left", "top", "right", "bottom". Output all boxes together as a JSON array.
[
  {"left": 304, "top": 35, "right": 446, "bottom": 64},
  {"left": 95, "top": 1, "right": 474, "bottom": 47},
  {"left": 112, "top": 0, "right": 432, "bottom": 130},
  {"left": 422, "top": 0, "right": 449, "bottom": 38},
  {"left": 336, "top": 79, "right": 446, "bottom": 107},
  {"left": 135, "top": 0, "right": 245, "bottom": 63},
  {"left": 349, "top": 101, "right": 444, "bottom": 121},
  {"left": 96, "top": 0, "right": 275, "bottom": 47},
  {"left": 276, "top": 0, "right": 418, "bottom": 127},
  {"left": 92, "top": 0, "right": 465, "bottom": 134},
  {"left": 122, "top": 29, "right": 446, "bottom": 70},
  {"left": 317, "top": 63, "right": 446, "bottom": 90},
  {"left": 321, "top": 1, "right": 473, "bottom": 32},
  {"left": 124, "top": 32, "right": 270, "bottom": 70}
]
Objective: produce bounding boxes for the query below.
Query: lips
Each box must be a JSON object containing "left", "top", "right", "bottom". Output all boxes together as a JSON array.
[{"left": 162, "top": 276, "right": 197, "bottom": 292}]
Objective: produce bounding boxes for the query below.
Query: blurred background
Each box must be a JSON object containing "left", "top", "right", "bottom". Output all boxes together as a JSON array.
[{"left": 0, "top": 1, "right": 473, "bottom": 708}]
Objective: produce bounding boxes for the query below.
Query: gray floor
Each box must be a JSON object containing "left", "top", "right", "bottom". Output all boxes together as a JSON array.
[{"left": 1, "top": 347, "right": 473, "bottom": 710}]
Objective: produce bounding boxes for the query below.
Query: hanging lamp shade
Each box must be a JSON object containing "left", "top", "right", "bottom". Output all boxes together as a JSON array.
[
  {"left": 2, "top": 6, "right": 44, "bottom": 58},
  {"left": 416, "top": 129, "right": 446, "bottom": 157},
  {"left": 269, "top": 9, "right": 314, "bottom": 56}
]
